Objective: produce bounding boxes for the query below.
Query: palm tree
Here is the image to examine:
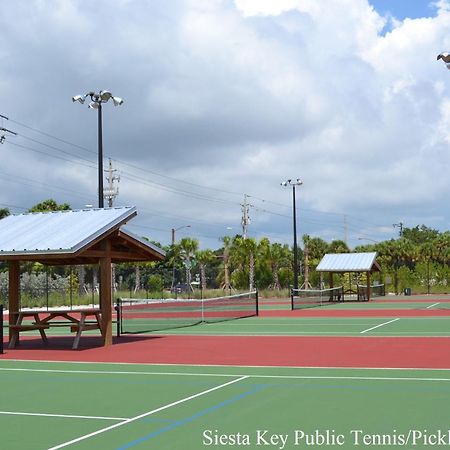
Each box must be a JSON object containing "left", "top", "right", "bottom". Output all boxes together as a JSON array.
[
  {"left": 378, "top": 238, "right": 416, "bottom": 294},
  {"left": 196, "top": 249, "right": 215, "bottom": 290},
  {"left": 219, "top": 236, "right": 233, "bottom": 292},
  {"left": 302, "top": 235, "right": 311, "bottom": 289},
  {"left": 0, "top": 208, "right": 10, "bottom": 219},
  {"left": 230, "top": 236, "right": 257, "bottom": 291},
  {"left": 328, "top": 239, "right": 350, "bottom": 254},
  {"left": 178, "top": 237, "right": 199, "bottom": 290},
  {"left": 419, "top": 241, "right": 435, "bottom": 294},
  {"left": 302, "top": 235, "right": 328, "bottom": 288},
  {"left": 258, "top": 238, "right": 290, "bottom": 290}
]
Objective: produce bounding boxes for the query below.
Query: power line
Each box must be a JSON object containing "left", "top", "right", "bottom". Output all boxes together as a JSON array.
[{"left": 2, "top": 113, "right": 392, "bottom": 234}]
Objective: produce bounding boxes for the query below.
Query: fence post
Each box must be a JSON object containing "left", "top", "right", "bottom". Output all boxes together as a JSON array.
[
  {"left": 115, "top": 300, "right": 121, "bottom": 338},
  {"left": 0, "top": 304, "right": 3, "bottom": 355}
]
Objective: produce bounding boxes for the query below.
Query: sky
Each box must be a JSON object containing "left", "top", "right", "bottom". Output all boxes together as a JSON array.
[{"left": 1, "top": 0, "right": 450, "bottom": 250}]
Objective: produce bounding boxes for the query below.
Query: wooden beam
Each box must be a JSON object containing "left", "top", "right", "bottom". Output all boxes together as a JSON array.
[
  {"left": 8, "top": 261, "right": 20, "bottom": 345},
  {"left": 82, "top": 249, "right": 148, "bottom": 260},
  {"left": 99, "top": 240, "right": 113, "bottom": 346}
]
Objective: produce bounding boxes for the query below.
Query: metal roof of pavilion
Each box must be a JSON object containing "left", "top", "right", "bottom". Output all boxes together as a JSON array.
[
  {"left": 119, "top": 227, "right": 166, "bottom": 257},
  {"left": 316, "top": 252, "right": 380, "bottom": 273},
  {"left": 0, "top": 206, "right": 164, "bottom": 258}
]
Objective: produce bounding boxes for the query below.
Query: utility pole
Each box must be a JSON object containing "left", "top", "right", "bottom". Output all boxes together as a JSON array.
[
  {"left": 241, "top": 194, "right": 252, "bottom": 239},
  {"left": 393, "top": 222, "right": 404, "bottom": 237},
  {"left": 103, "top": 159, "right": 120, "bottom": 294},
  {"left": 0, "top": 114, "right": 17, "bottom": 144},
  {"left": 343, "top": 214, "right": 348, "bottom": 245},
  {"left": 104, "top": 159, "right": 120, "bottom": 207}
]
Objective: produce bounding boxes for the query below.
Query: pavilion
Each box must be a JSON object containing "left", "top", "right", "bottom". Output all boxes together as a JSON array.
[
  {"left": 316, "top": 252, "right": 382, "bottom": 300},
  {"left": 0, "top": 206, "right": 165, "bottom": 347}
]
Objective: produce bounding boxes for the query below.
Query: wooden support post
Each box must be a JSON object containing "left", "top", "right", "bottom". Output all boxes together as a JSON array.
[
  {"left": 367, "top": 272, "right": 371, "bottom": 301},
  {"left": 99, "top": 240, "right": 113, "bottom": 346},
  {"left": 329, "top": 272, "right": 333, "bottom": 289},
  {"left": 8, "top": 261, "right": 20, "bottom": 345}
]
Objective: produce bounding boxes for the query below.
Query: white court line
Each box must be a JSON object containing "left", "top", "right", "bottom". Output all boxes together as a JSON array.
[
  {"left": 2, "top": 366, "right": 450, "bottom": 381},
  {"left": 4, "top": 358, "right": 450, "bottom": 371},
  {"left": 0, "top": 411, "right": 127, "bottom": 421},
  {"left": 0, "top": 367, "right": 232, "bottom": 377},
  {"left": 426, "top": 302, "right": 440, "bottom": 309},
  {"left": 360, "top": 318, "right": 400, "bottom": 334},
  {"left": 47, "top": 375, "right": 249, "bottom": 450}
]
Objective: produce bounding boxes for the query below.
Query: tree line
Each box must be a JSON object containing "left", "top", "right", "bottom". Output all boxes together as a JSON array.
[{"left": 1, "top": 200, "right": 450, "bottom": 295}]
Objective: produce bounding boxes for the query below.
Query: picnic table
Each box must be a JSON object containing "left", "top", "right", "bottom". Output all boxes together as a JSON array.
[{"left": 9, "top": 308, "right": 103, "bottom": 350}]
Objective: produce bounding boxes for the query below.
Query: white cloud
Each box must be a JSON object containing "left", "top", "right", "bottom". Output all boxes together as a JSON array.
[{"left": 1, "top": 0, "right": 450, "bottom": 247}]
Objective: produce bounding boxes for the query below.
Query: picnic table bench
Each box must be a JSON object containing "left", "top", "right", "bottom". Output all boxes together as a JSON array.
[{"left": 9, "top": 309, "right": 103, "bottom": 350}]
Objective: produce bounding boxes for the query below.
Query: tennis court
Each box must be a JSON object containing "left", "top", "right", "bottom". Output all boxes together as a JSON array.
[
  {"left": 1, "top": 360, "right": 450, "bottom": 449},
  {"left": 1, "top": 292, "right": 450, "bottom": 449}
]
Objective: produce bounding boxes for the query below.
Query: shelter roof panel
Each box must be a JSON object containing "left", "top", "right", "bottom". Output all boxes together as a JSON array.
[
  {"left": 0, "top": 207, "right": 136, "bottom": 257},
  {"left": 316, "top": 252, "right": 378, "bottom": 272},
  {"left": 119, "top": 228, "right": 166, "bottom": 257}
]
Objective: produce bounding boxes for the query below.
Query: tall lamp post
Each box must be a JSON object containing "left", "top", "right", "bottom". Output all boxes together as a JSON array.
[
  {"left": 357, "top": 237, "right": 379, "bottom": 244},
  {"left": 281, "top": 178, "right": 303, "bottom": 291},
  {"left": 72, "top": 91, "right": 123, "bottom": 208},
  {"left": 171, "top": 224, "right": 191, "bottom": 245}
]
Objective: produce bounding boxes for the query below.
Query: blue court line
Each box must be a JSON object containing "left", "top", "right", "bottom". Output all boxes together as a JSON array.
[
  {"left": 116, "top": 384, "right": 268, "bottom": 450},
  {"left": 141, "top": 418, "right": 176, "bottom": 424}
]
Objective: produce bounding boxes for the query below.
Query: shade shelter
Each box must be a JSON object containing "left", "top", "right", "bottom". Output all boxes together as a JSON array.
[
  {"left": 316, "top": 252, "right": 382, "bottom": 300},
  {"left": 0, "top": 206, "right": 165, "bottom": 348}
]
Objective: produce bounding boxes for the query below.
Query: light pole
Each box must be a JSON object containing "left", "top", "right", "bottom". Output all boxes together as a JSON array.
[
  {"left": 171, "top": 225, "right": 191, "bottom": 245},
  {"left": 281, "top": 178, "right": 303, "bottom": 291},
  {"left": 72, "top": 91, "right": 123, "bottom": 208},
  {"left": 357, "top": 237, "right": 379, "bottom": 244}
]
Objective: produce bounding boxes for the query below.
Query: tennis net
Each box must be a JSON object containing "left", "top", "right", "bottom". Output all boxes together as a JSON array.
[
  {"left": 117, "top": 291, "right": 258, "bottom": 334},
  {"left": 357, "top": 283, "right": 385, "bottom": 301},
  {"left": 291, "top": 286, "right": 344, "bottom": 310}
]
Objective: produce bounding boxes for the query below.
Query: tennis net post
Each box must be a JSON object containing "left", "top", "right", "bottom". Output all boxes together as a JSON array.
[
  {"left": 255, "top": 289, "right": 259, "bottom": 316},
  {"left": 290, "top": 285, "right": 294, "bottom": 311}
]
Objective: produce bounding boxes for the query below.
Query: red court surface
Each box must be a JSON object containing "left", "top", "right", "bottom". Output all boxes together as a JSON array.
[{"left": 2, "top": 334, "right": 450, "bottom": 369}]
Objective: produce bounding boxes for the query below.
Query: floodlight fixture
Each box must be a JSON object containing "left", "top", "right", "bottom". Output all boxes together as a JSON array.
[
  {"left": 72, "top": 95, "right": 86, "bottom": 104},
  {"left": 112, "top": 96, "right": 124, "bottom": 106},
  {"left": 280, "top": 178, "right": 302, "bottom": 187},
  {"left": 100, "top": 90, "right": 112, "bottom": 101},
  {"left": 72, "top": 89, "right": 124, "bottom": 208}
]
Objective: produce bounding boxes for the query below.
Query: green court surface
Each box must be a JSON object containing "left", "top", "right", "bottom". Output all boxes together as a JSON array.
[
  {"left": 158, "top": 316, "right": 450, "bottom": 336},
  {"left": 3, "top": 315, "right": 450, "bottom": 337},
  {"left": 1, "top": 360, "right": 450, "bottom": 450},
  {"left": 301, "top": 301, "right": 450, "bottom": 310}
]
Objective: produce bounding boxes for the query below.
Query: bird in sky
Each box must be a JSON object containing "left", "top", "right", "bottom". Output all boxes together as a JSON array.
[
  {"left": 437, "top": 52, "right": 450, "bottom": 62},
  {"left": 437, "top": 52, "right": 450, "bottom": 70}
]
